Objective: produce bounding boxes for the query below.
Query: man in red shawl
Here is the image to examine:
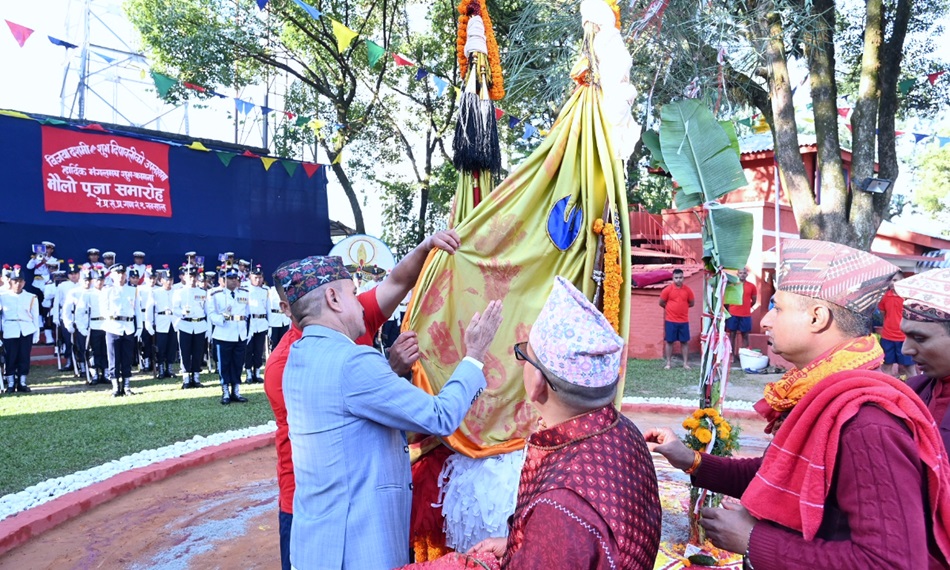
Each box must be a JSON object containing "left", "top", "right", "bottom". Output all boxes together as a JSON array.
[
  {"left": 646, "top": 239, "right": 950, "bottom": 569},
  {"left": 467, "top": 276, "right": 661, "bottom": 569},
  {"left": 897, "top": 267, "right": 950, "bottom": 453}
]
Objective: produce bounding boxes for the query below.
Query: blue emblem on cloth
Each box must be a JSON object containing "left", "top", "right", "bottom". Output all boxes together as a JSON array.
[{"left": 547, "top": 195, "right": 583, "bottom": 251}]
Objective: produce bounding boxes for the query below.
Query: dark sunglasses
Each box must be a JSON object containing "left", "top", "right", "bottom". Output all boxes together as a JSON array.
[{"left": 513, "top": 342, "right": 557, "bottom": 392}]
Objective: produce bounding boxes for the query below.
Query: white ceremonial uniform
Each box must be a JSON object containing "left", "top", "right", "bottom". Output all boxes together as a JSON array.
[
  {"left": 85, "top": 288, "right": 105, "bottom": 333},
  {"left": 208, "top": 286, "right": 250, "bottom": 342},
  {"left": 52, "top": 280, "right": 77, "bottom": 326},
  {"left": 146, "top": 287, "right": 176, "bottom": 335},
  {"left": 246, "top": 284, "right": 270, "bottom": 335},
  {"left": 267, "top": 286, "right": 291, "bottom": 328},
  {"left": 0, "top": 291, "right": 41, "bottom": 340},
  {"left": 131, "top": 263, "right": 148, "bottom": 278},
  {"left": 62, "top": 286, "right": 90, "bottom": 336},
  {"left": 172, "top": 286, "right": 209, "bottom": 334},
  {"left": 101, "top": 284, "right": 142, "bottom": 336},
  {"left": 27, "top": 255, "right": 56, "bottom": 283}
]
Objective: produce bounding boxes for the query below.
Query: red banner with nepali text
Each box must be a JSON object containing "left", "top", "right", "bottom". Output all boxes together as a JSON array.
[{"left": 41, "top": 127, "right": 172, "bottom": 218}]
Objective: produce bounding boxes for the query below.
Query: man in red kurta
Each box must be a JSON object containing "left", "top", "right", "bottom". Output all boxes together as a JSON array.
[
  {"left": 897, "top": 267, "right": 950, "bottom": 454},
  {"left": 469, "top": 277, "right": 661, "bottom": 569},
  {"left": 646, "top": 240, "right": 950, "bottom": 569},
  {"left": 263, "top": 230, "right": 461, "bottom": 570},
  {"left": 878, "top": 271, "right": 918, "bottom": 378},
  {"left": 659, "top": 268, "right": 695, "bottom": 369}
]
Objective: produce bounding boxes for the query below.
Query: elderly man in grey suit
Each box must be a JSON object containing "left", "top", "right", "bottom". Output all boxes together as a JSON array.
[{"left": 280, "top": 255, "right": 503, "bottom": 570}]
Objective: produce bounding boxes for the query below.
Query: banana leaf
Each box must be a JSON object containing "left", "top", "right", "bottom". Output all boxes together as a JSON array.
[
  {"left": 641, "top": 129, "right": 666, "bottom": 171},
  {"left": 659, "top": 100, "right": 748, "bottom": 210},
  {"left": 702, "top": 203, "right": 753, "bottom": 270}
]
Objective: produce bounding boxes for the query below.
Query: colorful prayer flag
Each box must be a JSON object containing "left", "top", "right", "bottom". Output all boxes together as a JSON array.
[
  {"left": 256, "top": 0, "right": 269, "bottom": 9},
  {"left": 281, "top": 160, "right": 300, "bottom": 177},
  {"left": 913, "top": 133, "right": 928, "bottom": 143},
  {"left": 433, "top": 76, "right": 448, "bottom": 97},
  {"left": 521, "top": 123, "right": 538, "bottom": 140},
  {"left": 48, "top": 36, "right": 77, "bottom": 49},
  {"left": 331, "top": 19, "right": 358, "bottom": 53},
  {"left": 4, "top": 20, "right": 33, "bottom": 47},
  {"left": 415, "top": 68, "right": 428, "bottom": 81},
  {"left": 366, "top": 40, "right": 385, "bottom": 68},
  {"left": 494, "top": 108, "right": 504, "bottom": 121},
  {"left": 150, "top": 71, "right": 177, "bottom": 98},
  {"left": 216, "top": 151, "right": 236, "bottom": 166},
  {"left": 898, "top": 78, "right": 917, "bottom": 95},
  {"left": 187, "top": 141, "right": 210, "bottom": 151},
  {"left": 261, "top": 157, "right": 278, "bottom": 170},
  {"left": 927, "top": 71, "right": 946, "bottom": 86},
  {"left": 393, "top": 53, "right": 414, "bottom": 66},
  {"left": 302, "top": 162, "right": 321, "bottom": 177},
  {"left": 508, "top": 116, "right": 520, "bottom": 128},
  {"left": 234, "top": 98, "right": 255, "bottom": 115},
  {"left": 292, "top": 0, "right": 322, "bottom": 19}
]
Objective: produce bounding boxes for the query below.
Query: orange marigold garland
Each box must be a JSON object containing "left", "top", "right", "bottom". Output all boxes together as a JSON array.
[
  {"left": 593, "top": 218, "right": 622, "bottom": 334},
  {"left": 456, "top": 0, "right": 504, "bottom": 100}
]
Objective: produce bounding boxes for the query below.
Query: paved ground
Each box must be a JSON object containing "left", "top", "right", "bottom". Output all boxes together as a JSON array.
[{"left": 0, "top": 410, "right": 769, "bottom": 570}]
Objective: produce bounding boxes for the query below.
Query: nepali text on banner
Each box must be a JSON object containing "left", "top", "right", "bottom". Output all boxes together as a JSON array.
[{"left": 41, "top": 127, "right": 172, "bottom": 218}]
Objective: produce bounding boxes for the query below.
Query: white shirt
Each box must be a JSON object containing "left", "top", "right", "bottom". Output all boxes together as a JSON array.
[
  {"left": 208, "top": 286, "right": 250, "bottom": 342},
  {"left": 62, "top": 285, "right": 91, "bottom": 335},
  {"left": 85, "top": 289, "right": 106, "bottom": 331},
  {"left": 172, "top": 286, "right": 209, "bottom": 334},
  {"left": 0, "top": 290, "right": 41, "bottom": 339},
  {"left": 146, "top": 287, "right": 176, "bottom": 334},
  {"left": 267, "top": 286, "right": 291, "bottom": 328},
  {"left": 101, "top": 284, "right": 142, "bottom": 336},
  {"left": 246, "top": 284, "right": 270, "bottom": 334},
  {"left": 52, "top": 280, "right": 78, "bottom": 324}
]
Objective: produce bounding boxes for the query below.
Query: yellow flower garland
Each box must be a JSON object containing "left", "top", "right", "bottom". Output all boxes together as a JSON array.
[
  {"left": 592, "top": 217, "right": 621, "bottom": 334},
  {"left": 681, "top": 408, "right": 740, "bottom": 455}
]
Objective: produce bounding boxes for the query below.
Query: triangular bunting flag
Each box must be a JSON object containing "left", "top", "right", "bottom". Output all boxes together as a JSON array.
[
  {"left": 281, "top": 160, "right": 300, "bottom": 177},
  {"left": 494, "top": 108, "right": 504, "bottom": 121},
  {"left": 217, "top": 152, "right": 236, "bottom": 166},
  {"left": 837, "top": 107, "right": 850, "bottom": 118},
  {"left": 939, "top": 137, "right": 950, "bottom": 148},
  {"left": 895, "top": 130, "right": 906, "bottom": 136},
  {"left": 308, "top": 119, "right": 326, "bottom": 131},
  {"left": 242, "top": 150, "right": 260, "bottom": 158},
  {"left": 332, "top": 151, "right": 343, "bottom": 164},
  {"left": 432, "top": 76, "right": 448, "bottom": 97},
  {"left": 737, "top": 118, "right": 752, "bottom": 127},
  {"left": 40, "top": 117, "right": 67, "bottom": 125},
  {"left": 521, "top": 123, "right": 538, "bottom": 140},
  {"left": 292, "top": 0, "right": 322, "bottom": 19},
  {"left": 187, "top": 141, "right": 210, "bottom": 151},
  {"left": 5, "top": 20, "right": 34, "bottom": 48},
  {"left": 235, "top": 98, "right": 255, "bottom": 115},
  {"left": 284, "top": 111, "right": 295, "bottom": 120},
  {"left": 913, "top": 133, "right": 928, "bottom": 143},
  {"left": 92, "top": 50, "right": 115, "bottom": 64},
  {"left": 414, "top": 68, "right": 428, "bottom": 81},
  {"left": 928, "top": 71, "right": 946, "bottom": 85},
  {"left": 183, "top": 82, "right": 206, "bottom": 92},
  {"left": 257, "top": 0, "right": 269, "bottom": 9},
  {"left": 508, "top": 116, "right": 520, "bottom": 128},
  {"left": 48, "top": 36, "right": 77, "bottom": 49},
  {"left": 294, "top": 115, "right": 311, "bottom": 127},
  {"left": 393, "top": 53, "right": 414, "bottom": 66},
  {"left": 0, "top": 110, "right": 31, "bottom": 119},
  {"left": 331, "top": 19, "right": 358, "bottom": 53},
  {"left": 898, "top": 78, "right": 916, "bottom": 95},
  {"left": 150, "top": 71, "right": 177, "bottom": 98},
  {"left": 211, "top": 90, "right": 228, "bottom": 99},
  {"left": 367, "top": 41, "right": 385, "bottom": 68},
  {"left": 260, "top": 106, "right": 275, "bottom": 115},
  {"left": 302, "top": 162, "right": 321, "bottom": 177},
  {"left": 79, "top": 124, "right": 107, "bottom": 131},
  {"left": 261, "top": 157, "right": 278, "bottom": 170}
]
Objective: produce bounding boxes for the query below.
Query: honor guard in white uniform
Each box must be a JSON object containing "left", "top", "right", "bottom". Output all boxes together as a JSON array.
[
  {"left": 0, "top": 266, "right": 40, "bottom": 393},
  {"left": 244, "top": 265, "right": 270, "bottom": 383},
  {"left": 29, "top": 242, "right": 58, "bottom": 345},
  {"left": 137, "top": 265, "right": 156, "bottom": 373},
  {"left": 267, "top": 276, "right": 291, "bottom": 350},
  {"left": 146, "top": 269, "right": 178, "bottom": 379},
  {"left": 184, "top": 251, "right": 198, "bottom": 268},
  {"left": 208, "top": 267, "right": 250, "bottom": 405},
  {"left": 172, "top": 265, "right": 208, "bottom": 389},
  {"left": 237, "top": 259, "right": 251, "bottom": 283},
  {"left": 101, "top": 265, "right": 142, "bottom": 397},
  {"left": 130, "top": 252, "right": 148, "bottom": 280},
  {"left": 52, "top": 263, "right": 80, "bottom": 373},
  {"left": 100, "top": 252, "right": 116, "bottom": 286},
  {"left": 84, "top": 271, "right": 108, "bottom": 384},
  {"left": 82, "top": 248, "right": 106, "bottom": 274},
  {"left": 42, "top": 271, "right": 61, "bottom": 349},
  {"left": 62, "top": 269, "right": 93, "bottom": 381}
]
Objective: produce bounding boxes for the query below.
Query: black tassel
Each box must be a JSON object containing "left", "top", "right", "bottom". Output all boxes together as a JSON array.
[{"left": 452, "top": 93, "right": 502, "bottom": 175}]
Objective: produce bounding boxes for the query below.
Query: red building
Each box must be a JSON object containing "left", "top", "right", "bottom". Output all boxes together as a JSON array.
[{"left": 628, "top": 134, "right": 950, "bottom": 360}]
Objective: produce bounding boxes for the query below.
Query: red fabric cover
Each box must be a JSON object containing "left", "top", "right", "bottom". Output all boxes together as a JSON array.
[
  {"left": 263, "top": 288, "right": 387, "bottom": 514},
  {"left": 659, "top": 284, "right": 694, "bottom": 323},
  {"left": 630, "top": 270, "right": 672, "bottom": 288},
  {"left": 410, "top": 444, "right": 454, "bottom": 562},
  {"left": 502, "top": 405, "right": 661, "bottom": 570},
  {"left": 878, "top": 289, "right": 907, "bottom": 341},
  {"left": 742, "top": 370, "right": 950, "bottom": 560},
  {"left": 726, "top": 281, "right": 757, "bottom": 317},
  {"left": 395, "top": 551, "right": 501, "bottom": 570}
]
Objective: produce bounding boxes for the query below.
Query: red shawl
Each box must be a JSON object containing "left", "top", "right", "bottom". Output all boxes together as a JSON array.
[{"left": 742, "top": 370, "right": 950, "bottom": 560}]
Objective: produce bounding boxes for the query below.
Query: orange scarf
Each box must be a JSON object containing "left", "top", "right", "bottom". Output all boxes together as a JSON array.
[{"left": 753, "top": 335, "right": 883, "bottom": 433}]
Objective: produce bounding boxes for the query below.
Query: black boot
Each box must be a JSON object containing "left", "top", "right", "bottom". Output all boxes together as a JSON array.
[
  {"left": 111, "top": 376, "right": 122, "bottom": 397},
  {"left": 191, "top": 372, "right": 205, "bottom": 389},
  {"left": 181, "top": 371, "right": 191, "bottom": 389},
  {"left": 230, "top": 383, "right": 248, "bottom": 403},
  {"left": 16, "top": 375, "right": 31, "bottom": 393},
  {"left": 3, "top": 376, "right": 14, "bottom": 394},
  {"left": 123, "top": 378, "right": 135, "bottom": 396},
  {"left": 220, "top": 383, "right": 230, "bottom": 405}
]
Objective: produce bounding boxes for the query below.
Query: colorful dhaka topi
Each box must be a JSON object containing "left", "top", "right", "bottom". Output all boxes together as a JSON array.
[
  {"left": 753, "top": 335, "right": 884, "bottom": 434},
  {"left": 895, "top": 267, "right": 950, "bottom": 322},
  {"left": 272, "top": 255, "right": 352, "bottom": 305},
  {"left": 528, "top": 276, "right": 623, "bottom": 388},
  {"left": 777, "top": 239, "right": 899, "bottom": 313}
]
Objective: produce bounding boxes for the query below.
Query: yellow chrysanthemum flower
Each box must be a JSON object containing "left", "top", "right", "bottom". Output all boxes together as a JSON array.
[
  {"left": 695, "top": 428, "right": 713, "bottom": 444},
  {"left": 682, "top": 417, "right": 700, "bottom": 430}
]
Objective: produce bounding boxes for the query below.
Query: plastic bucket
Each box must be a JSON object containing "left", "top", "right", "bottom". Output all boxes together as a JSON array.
[{"left": 738, "top": 348, "right": 769, "bottom": 371}]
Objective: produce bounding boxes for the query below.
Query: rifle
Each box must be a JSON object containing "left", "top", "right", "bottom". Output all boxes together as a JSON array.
[
  {"left": 84, "top": 303, "right": 93, "bottom": 384},
  {"left": 54, "top": 318, "right": 62, "bottom": 370},
  {"left": 70, "top": 326, "right": 80, "bottom": 377}
]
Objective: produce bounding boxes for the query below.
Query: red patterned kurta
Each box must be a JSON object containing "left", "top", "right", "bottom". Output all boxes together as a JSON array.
[{"left": 502, "top": 405, "right": 661, "bottom": 569}]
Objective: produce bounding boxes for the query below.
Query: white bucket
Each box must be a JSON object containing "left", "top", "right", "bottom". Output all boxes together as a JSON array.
[{"left": 738, "top": 348, "right": 769, "bottom": 371}]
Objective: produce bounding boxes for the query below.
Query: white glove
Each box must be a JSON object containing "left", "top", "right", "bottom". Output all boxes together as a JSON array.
[{"left": 33, "top": 333, "right": 40, "bottom": 344}]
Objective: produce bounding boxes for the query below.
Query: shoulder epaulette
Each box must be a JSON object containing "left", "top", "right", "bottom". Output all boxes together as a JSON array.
[{"left": 211, "top": 290, "right": 223, "bottom": 296}]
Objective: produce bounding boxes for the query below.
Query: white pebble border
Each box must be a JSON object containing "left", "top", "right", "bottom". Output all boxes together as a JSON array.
[
  {"left": 0, "top": 421, "right": 277, "bottom": 524},
  {"left": 622, "top": 396, "right": 757, "bottom": 412},
  {"left": 0, "top": 398, "right": 757, "bottom": 526}
]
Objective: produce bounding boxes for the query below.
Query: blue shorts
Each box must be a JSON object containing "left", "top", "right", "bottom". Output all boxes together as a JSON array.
[
  {"left": 279, "top": 510, "right": 292, "bottom": 570},
  {"left": 726, "top": 316, "right": 752, "bottom": 333},
  {"left": 880, "top": 338, "right": 913, "bottom": 366},
  {"left": 665, "top": 321, "right": 690, "bottom": 343}
]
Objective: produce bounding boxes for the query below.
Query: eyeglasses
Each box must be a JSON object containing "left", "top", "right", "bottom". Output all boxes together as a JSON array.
[{"left": 513, "top": 342, "right": 557, "bottom": 392}]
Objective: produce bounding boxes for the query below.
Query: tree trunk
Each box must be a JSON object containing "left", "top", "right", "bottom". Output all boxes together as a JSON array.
[
  {"left": 330, "top": 159, "right": 366, "bottom": 234},
  {"left": 417, "top": 181, "right": 430, "bottom": 245},
  {"left": 848, "top": 0, "right": 885, "bottom": 250},
  {"left": 805, "top": 0, "right": 855, "bottom": 245},
  {"left": 760, "top": 10, "right": 818, "bottom": 238}
]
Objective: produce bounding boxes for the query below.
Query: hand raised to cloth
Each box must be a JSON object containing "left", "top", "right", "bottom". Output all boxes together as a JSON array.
[
  {"left": 388, "top": 331, "right": 419, "bottom": 377},
  {"left": 463, "top": 300, "right": 504, "bottom": 363}
]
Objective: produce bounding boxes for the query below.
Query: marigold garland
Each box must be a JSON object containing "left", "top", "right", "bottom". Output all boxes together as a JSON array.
[
  {"left": 456, "top": 0, "right": 505, "bottom": 100},
  {"left": 592, "top": 217, "right": 621, "bottom": 333},
  {"left": 681, "top": 407, "right": 740, "bottom": 456},
  {"left": 607, "top": 0, "right": 621, "bottom": 29}
]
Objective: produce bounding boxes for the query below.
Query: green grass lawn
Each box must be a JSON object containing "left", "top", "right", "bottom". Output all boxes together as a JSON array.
[
  {"left": 0, "top": 366, "right": 273, "bottom": 498},
  {"left": 623, "top": 358, "right": 767, "bottom": 402},
  {"left": 0, "top": 358, "right": 764, "bottom": 499}
]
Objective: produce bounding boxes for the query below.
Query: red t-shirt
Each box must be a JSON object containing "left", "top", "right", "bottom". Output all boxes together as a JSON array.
[
  {"left": 660, "top": 284, "right": 694, "bottom": 323},
  {"left": 726, "top": 281, "right": 757, "bottom": 317},
  {"left": 878, "top": 289, "right": 906, "bottom": 341},
  {"left": 263, "top": 287, "right": 388, "bottom": 514}
]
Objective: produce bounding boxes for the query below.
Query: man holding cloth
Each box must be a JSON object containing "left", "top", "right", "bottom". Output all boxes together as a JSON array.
[
  {"left": 897, "top": 267, "right": 950, "bottom": 453},
  {"left": 646, "top": 239, "right": 950, "bottom": 569},
  {"left": 281, "top": 255, "right": 503, "bottom": 570}
]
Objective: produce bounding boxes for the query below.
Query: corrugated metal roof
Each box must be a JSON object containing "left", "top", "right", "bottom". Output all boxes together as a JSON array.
[{"left": 739, "top": 133, "right": 818, "bottom": 155}]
